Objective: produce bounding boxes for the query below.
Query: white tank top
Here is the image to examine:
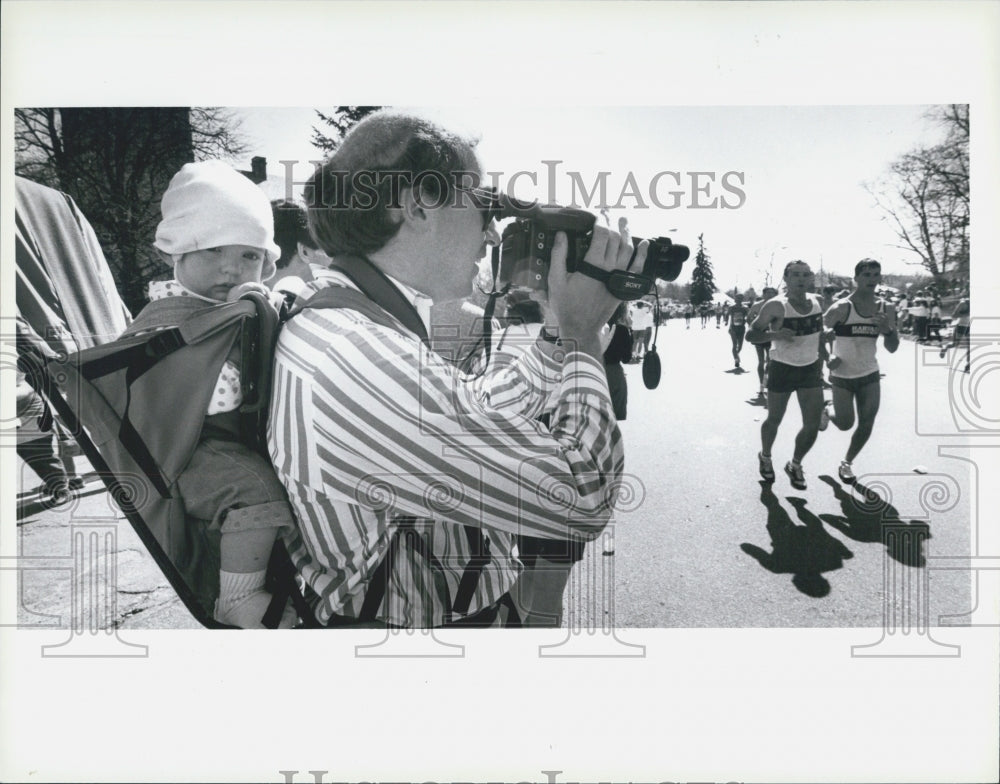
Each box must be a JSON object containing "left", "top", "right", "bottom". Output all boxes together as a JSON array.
[
  {"left": 831, "top": 300, "right": 881, "bottom": 378},
  {"left": 769, "top": 295, "right": 823, "bottom": 367}
]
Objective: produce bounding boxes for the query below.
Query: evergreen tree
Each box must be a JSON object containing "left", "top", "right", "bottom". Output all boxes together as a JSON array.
[
  {"left": 311, "top": 107, "right": 382, "bottom": 154},
  {"left": 688, "top": 234, "right": 717, "bottom": 305}
]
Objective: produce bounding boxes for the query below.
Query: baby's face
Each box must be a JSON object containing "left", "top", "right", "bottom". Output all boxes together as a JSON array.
[{"left": 175, "top": 245, "right": 266, "bottom": 300}]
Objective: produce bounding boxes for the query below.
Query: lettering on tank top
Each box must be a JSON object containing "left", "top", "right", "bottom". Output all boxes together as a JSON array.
[
  {"left": 781, "top": 312, "right": 823, "bottom": 336},
  {"left": 833, "top": 322, "right": 879, "bottom": 338}
]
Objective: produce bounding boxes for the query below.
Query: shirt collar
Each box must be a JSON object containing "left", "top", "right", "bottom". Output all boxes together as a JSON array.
[{"left": 311, "top": 266, "right": 434, "bottom": 333}]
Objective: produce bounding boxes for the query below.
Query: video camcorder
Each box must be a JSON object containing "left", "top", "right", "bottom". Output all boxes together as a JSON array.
[{"left": 477, "top": 190, "right": 690, "bottom": 301}]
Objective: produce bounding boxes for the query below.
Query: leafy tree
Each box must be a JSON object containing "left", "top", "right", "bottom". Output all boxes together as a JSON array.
[
  {"left": 311, "top": 107, "right": 382, "bottom": 154},
  {"left": 688, "top": 234, "right": 717, "bottom": 305},
  {"left": 865, "top": 104, "right": 969, "bottom": 288},
  {"left": 15, "top": 107, "right": 247, "bottom": 314}
]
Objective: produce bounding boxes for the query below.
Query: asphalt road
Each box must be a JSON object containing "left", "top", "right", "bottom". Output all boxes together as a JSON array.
[
  {"left": 602, "top": 318, "right": 973, "bottom": 628},
  {"left": 13, "top": 320, "right": 975, "bottom": 632}
]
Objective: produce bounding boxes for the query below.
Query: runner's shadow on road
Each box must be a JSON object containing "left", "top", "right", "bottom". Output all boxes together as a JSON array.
[
  {"left": 816, "top": 475, "right": 931, "bottom": 568},
  {"left": 740, "top": 482, "right": 855, "bottom": 597}
]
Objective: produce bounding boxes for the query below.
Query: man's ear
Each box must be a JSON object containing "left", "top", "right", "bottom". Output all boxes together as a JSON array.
[{"left": 398, "top": 185, "right": 430, "bottom": 232}]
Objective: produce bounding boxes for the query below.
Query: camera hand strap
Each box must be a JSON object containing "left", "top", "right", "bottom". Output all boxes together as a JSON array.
[{"left": 573, "top": 260, "right": 652, "bottom": 302}]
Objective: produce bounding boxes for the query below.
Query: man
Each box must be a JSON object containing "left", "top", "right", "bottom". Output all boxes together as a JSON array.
[
  {"left": 726, "top": 294, "right": 749, "bottom": 369},
  {"left": 267, "top": 111, "right": 642, "bottom": 627},
  {"left": 909, "top": 290, "right": 930, "bottom": 342},
  {"left": 630, "top": 298, "right": 653, "bottom": 362},
  {"left": 939, "top": 294, "right": 970, "bottom": 373},
  {"left": 267, "top": 199, "right": 332, "bottom": 292},
  {"left": 747, "top": 286, "right": 778, "bottom": 398},
  {"left": 822, "top": 258, "right": 899, "bottom": 484},
  {"left": 747, "top": 261, "right": 826, "bottom": 490}
]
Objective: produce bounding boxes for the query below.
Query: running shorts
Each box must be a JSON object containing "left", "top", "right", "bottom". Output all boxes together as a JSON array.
[
  {"left": 830, "top": 370, "right": 880, "bottom": 392},
  {"left": 766, "top": 359, "right": 823, "bottom": 393}
]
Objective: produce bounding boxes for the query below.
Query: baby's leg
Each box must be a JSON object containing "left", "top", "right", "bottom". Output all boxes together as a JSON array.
[
  {"left": 216, "top": 500, "right": 298, "bottom": 629},
  {"left": 177, "top": 439, "right": 298, "bottom": 628}
]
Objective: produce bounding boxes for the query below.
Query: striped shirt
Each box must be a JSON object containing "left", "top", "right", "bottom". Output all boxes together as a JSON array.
[{"left": 267, "top": 267, "right": 623, "bottom": 627}]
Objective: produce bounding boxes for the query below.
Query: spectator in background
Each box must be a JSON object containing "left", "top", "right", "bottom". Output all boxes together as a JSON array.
[
  {"left": 603, "top": 302, "right": 632, "bottom": 421},
  {"left": 896, "top": 293, "right": 910, "bottom": 334},
  {"left": 630, "top": 298, "right": 654, "bottom": 362},
  {"left": 927, "top": 297, "right": 944, "bottom": 344},
  {"left": 940, "top": 295, "right": 971, "bottom": 373},
  {"left": 910, "top": 291, "right": 930, "bottom": 342},
  {"left": 16, "top": 368, "right": 84, "bottom": 506},
  {"left": 267, "top": 199, "right": 332, "bottom": 294}
]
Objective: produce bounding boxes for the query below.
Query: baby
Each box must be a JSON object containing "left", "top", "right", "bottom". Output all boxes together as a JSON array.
[{"left": 136, "top": 160, "right": 297, "bottom": 628}]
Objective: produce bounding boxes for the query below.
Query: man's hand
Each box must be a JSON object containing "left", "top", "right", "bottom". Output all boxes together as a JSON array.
[
  {"left": 875, "top": 305, "right": 897, "bottom": 335},
  {"left": 771, "top": 326, "right": 796, "bottom": 342},
  {"left": 226, "top": 281, "right": 269, "bottom": 302},
  {"left": 546, "top": 216, "right": 647, "bottom": 360}
]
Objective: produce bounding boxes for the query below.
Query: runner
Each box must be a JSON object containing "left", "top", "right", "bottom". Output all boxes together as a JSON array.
[
  {"left": 726, "top": 294, "right": 749, "bottom": 369},
  {"left": 939, "top": 294, "right": 971, "bottom": 373},
  {"left": 684, "top": 303, "right": 693, "bottom": 329},
  {"left": 823, "top": 259, "right": 900, "bottom": 484},
  {"left": 699, "top": 301, "right": 711, "bottom": 329},
  {"left": 747, "top": 262, "right": 827, "bottom": 490},
  {"left": 747, "top": 286, "right": 778, "bottom": 398}
]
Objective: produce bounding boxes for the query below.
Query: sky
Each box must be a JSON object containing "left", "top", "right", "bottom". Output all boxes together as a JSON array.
[{"left": 225, "top": 104, "right": 947, "bottom": 289}]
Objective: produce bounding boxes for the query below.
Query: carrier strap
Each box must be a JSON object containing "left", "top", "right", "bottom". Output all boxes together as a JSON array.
[{"left": 293, "top": 258, "right": 490, "bottom": 625}]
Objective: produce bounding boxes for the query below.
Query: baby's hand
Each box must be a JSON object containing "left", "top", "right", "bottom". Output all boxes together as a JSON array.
[{"left": 226, "top": 282, "right": 268, "bottom": 302}]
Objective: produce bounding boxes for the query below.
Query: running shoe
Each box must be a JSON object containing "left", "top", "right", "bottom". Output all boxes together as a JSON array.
[
  {"left": 838, "top": 461, "right": 856, "bottom": 484},
  {"left": 758, "top": 452, "right": 775, "bottom": 482},
  {"left": 784, "top": 461, "right": 807, "bottom": 490},
  {"left": 818, "top": 401, "right": 831, "bottom": 431}
]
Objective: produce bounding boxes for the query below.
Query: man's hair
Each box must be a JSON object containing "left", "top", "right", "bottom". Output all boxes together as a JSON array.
[
  {"left": 854, "top": 258, "right": 881, "bottom": 277},
  {"left": 303, "top": 111, "right": 480, "bottom": 258},
  {"left": 783, "top": 259, "right": 811, "bottom": 277},
  {"left": 271, "top": 200, "right": 317, "bottom": 268},
  {"left": 762, "top": 286, "right": 779, "bottom": 296}
]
